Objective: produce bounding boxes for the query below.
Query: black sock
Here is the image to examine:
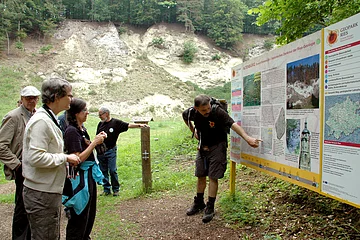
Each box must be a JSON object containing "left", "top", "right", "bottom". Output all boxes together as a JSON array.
[
  {"left": 208, "top": 196, "right": 216, "bottom": 205},
  {"left": 197, "top": 193, "right": 204, "bottom": 201}
]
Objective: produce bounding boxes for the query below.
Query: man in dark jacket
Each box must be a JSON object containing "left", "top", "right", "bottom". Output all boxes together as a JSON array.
[
  {"left": 0, "top": 86, "right": 40, "bottom": 240},
  {"left": 182, "top": 94, "right": 261, "bottom": 223}
]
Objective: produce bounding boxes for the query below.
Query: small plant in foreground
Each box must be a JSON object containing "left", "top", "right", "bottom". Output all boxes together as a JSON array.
[
  {"left": 264, "top": 234, "right": 282, "bottom": 240},
  {"left": 219, "top": 191, "right": 258, "bottom": 227}
]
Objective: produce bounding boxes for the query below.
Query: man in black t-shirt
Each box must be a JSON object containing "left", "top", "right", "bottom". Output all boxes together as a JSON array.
[
  {"left": 182, "top": 94, "right": 261, "bottom": 223},
  {"left": 96, "top": 107, "right": 147, "bottom": 196}
]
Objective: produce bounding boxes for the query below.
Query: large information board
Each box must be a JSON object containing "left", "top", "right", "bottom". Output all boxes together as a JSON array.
[{"left": 231, "top": 13, "right": 360, "bottom": 208}]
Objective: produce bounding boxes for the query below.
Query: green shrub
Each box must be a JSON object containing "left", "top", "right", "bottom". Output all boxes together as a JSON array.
[
  {"left": 39, "top": 44, "right": 53, "bottom": 54},
  {"left": 117, "top": 26, "right": 127, "bottom": 35},
  {"left": 212, "top": 53, "right": 221, "bottom": 61},
  {"left": 0, "top": 35, "right": 6, "bottom": 51},
  {"left": 263, "top": 39, "right": 274, "bottom": 51},
  {"left": 151, "top": 37, "right": 164, "bottom": 47},
  {"left": 240, "top": 48, "right": 249, "bottom": 61},
  {"left": 183, "top": 41, "right": 197, "bottom": 64},
  {"left": 16, "top": 30, "right": 27, "bottom": 40},
  {"left": 15, "top": 41, "right": 24, "bottom": 50},
  {"left": 148, "top": 105, "right": 155, "bottom": 113},
  {"left": 88, "top": 89, "right": 97, "bottom": 95}
]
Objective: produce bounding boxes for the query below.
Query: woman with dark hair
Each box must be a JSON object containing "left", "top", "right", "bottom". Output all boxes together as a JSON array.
[{"left": 63, "top": 98, "right": 107, "bottom": 240}]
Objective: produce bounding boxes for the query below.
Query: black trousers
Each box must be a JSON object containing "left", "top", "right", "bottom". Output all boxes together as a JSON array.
[
  {"left": 66, "top": 168, "right": 97, "bottom": 240},
  {"left": 13, "top": 165, "right": 31, "bottom": 240}
]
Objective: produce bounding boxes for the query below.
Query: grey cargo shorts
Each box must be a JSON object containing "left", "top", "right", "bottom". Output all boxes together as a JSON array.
[{"left": 195, "top": 141, "right": 227, "bottom": 179}]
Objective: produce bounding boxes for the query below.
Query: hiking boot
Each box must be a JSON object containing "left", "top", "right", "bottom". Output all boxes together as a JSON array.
[
  {"left": 202, "top": 202, "right": 215, "bottom": 223},
  {"left": 113, "top": 191, "right": 119, "bottom": 197},
  {"left": 100, "top": 191, "right": 111, "bottom": 196},
  {"left": 186, "top": 196, "right": 206, "bottom": 216}
]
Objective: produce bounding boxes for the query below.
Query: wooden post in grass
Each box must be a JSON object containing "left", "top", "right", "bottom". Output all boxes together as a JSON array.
[
  {"left": 229, "top": 161, "right": 236, "bottom": 197},
  {"left": 133, "top": 117, "right": 153, "bottom": 193}
]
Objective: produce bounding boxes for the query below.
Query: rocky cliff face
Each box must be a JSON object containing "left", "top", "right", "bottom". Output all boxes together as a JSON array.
[{"left": 6, "top": 20, "right": 271, "bottom": 118}]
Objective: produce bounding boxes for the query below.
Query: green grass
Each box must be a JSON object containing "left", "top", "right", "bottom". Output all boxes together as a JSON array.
[
  {"left": 0, "top": 67, "right": 25, "bottom": 182},
  {"left": 218, "top": 191, "right": 258, "bottom": 227},
  {"left": 0, "top": 66, "right": 24, "bottom": 117},
  {"left": 0, "top": 193, "right": 14, "bottom": 204},
  {"left": 185, "top": 81, "right": 231, "bottom": 103},
  {"left": 93, "top": 198, "right": 140, "bottom": 240},
  {"left": 0, "top": 66, "right": 42, "bottom": 117},
  {"left": 0, "top": 168, "right": 7, "bottom": 184}
]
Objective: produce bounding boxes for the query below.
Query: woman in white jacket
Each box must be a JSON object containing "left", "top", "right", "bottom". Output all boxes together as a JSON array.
[{"left": 22, "top": 77, "right": 80, "bottom": 240}]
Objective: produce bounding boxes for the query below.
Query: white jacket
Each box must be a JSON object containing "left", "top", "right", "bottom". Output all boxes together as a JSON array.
[{"left": 22, "top": 107, "right": 67, "bottom": 194}]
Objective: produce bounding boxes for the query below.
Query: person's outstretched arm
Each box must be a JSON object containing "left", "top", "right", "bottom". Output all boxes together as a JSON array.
[
  {"left": 128, "top": 123, "right": 148, "bottom": 128},
  {"left": 231, "top": 123, "right": 262, "bottom": 148}
]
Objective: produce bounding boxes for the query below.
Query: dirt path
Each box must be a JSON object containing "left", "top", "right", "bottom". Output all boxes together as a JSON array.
[
  {"left": 2, "top": 173, "right": 359, "bottom": 239},
  {"left": 0, "top": 182, "right": 242, "bottom": 240},
  {"left": 0, "top": 181, "right": 68, "bottom": 240},
  {"left": 0, "top": 203, "right": 69, "bottom": 240},
  {"left": 113, "top": 195, "right": 241, "bottom": 239},
  {"left": 0, "top": 203, "right": 13, "bottom": 239}
]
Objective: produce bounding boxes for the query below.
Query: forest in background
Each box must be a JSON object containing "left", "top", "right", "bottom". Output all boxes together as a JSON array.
[
  {"left": 1, "top": 0, "right": 359, "bottom": 53},
  {"left": 1, "top": 0, "right": 276, "bottom": 52}
]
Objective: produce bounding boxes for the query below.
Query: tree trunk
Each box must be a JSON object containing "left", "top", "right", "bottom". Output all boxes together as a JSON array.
[
  {"left": 18, "top": 20, "right": 20, "bottom": 42},
  {"left": 6, "top": 31, "right": 10, "bottom": 55}
]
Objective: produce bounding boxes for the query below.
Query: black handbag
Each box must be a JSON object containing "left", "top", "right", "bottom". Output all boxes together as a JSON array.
[{"left": 95, "top": 143, "right": 107, "bottom": 155}]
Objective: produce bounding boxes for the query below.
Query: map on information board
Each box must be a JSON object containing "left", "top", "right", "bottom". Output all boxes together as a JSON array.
[{"left": 324, "top": 94, "right": 360, "bottom": 143}]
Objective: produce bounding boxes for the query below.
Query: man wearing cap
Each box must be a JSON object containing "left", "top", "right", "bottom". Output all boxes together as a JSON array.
[{"left": 0, "top": 86, "right": 40, "bottom": 240}]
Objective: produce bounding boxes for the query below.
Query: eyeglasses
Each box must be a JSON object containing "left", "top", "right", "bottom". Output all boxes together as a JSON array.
[
  {"left": 98, "top": 112, "right": 105, "bottom": 117},
  {"left": 24, "top": 96, "right": 39, "bottom": 101},
  {"left": 81, "top": 108, "right": 88, "bottom": 113}
]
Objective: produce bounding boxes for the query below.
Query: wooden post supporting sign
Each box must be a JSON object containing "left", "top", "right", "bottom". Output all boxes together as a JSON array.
[
  {"left": 133, "top": 117, "right": 153, "bottom": 193},
  {"left": 229, "top": 161, "right": 236, "bottom": 198}
]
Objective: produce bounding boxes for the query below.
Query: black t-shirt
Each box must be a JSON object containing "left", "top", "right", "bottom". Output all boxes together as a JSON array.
[
  {"left": 96, "top": 118, "right": 129, "bottom": 149},
  {"left": 64, "top": 124, "right": 95, "bottom": 162},
  {"left": 183, "top": 107, "right": 234, "bottom": 147}
]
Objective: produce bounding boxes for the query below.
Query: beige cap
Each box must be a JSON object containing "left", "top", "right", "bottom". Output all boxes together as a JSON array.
[{"left": 20, "top": 86, "right": 41, "bottom": 97}]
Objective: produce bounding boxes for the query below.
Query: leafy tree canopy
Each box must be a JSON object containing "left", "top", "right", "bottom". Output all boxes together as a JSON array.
[
  {"left": 3, "top": 0, "right": 359, "bottom": 53},
  {"left": 249, "top": 0, "right": 360, "bottom": 44},
  {"left": 205, "top": 0, "right": 246, "bottom": 49}
]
